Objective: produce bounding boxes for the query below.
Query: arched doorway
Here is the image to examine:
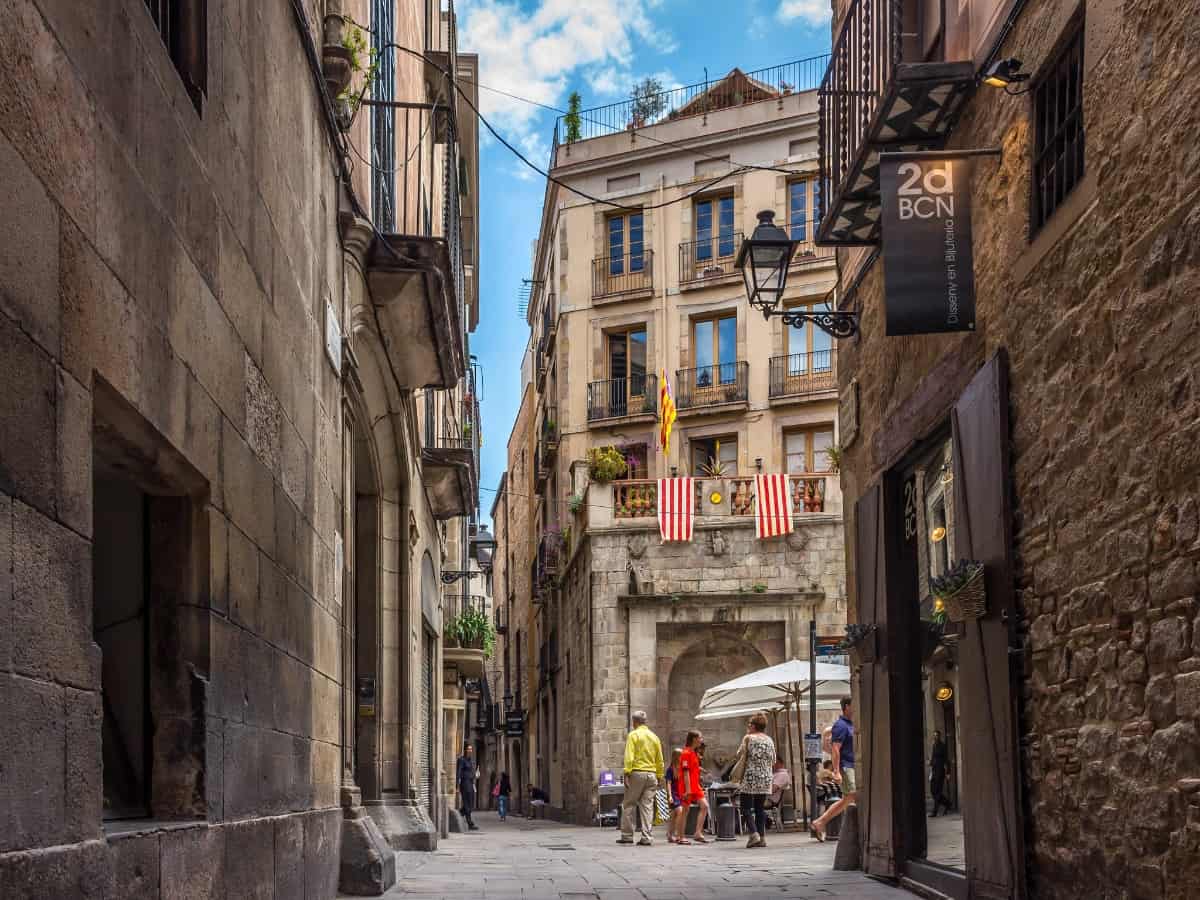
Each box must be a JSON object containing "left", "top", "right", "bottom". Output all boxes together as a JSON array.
[{"left": 666, "top": 636, "right": 769, "bottom": 769}]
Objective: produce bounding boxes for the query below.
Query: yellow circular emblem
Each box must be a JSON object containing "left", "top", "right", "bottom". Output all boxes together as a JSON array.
[{"left": 709, "top": 491, "right": 723, "bottom": 504}]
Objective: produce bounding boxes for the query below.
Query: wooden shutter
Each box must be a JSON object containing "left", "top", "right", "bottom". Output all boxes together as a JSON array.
[
  {"left": 855, "top": 484, "right": 897, "bottom": 878},
  {"left": 950, "top": 353, "right": 1025, "bottom": 899}
]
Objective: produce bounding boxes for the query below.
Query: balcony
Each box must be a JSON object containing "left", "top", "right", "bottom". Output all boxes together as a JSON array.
[
  {"left": 679, "top": 234, "right": 743, "bottom": 287},
  {"left": 817, "top": 0, "right": 974, "bottom": 245},
  {"left": 365, "top": 104, "right": 469, "bottom": 387},
  {"left": 593, "top": 251, "right": 654, "bottom": 301},
  {"left": 591, "top": 473, "right": 842, "bottom": 528},
  {"left": 675, "top": 362, "right": 749, "bottom": 412},
  {"left": 421, "top": 429, "right": 475, "bottom": 521},
  {"left": 769, "top": 350, "right": 837, "bottom": 399},
  {"left": 537, "top": 531, "right": 564, "bottom": 586},
  {"left": 787, "top": 237, "right": 836, "bottom": 270},
  {"left": 587, "top": 374, "right": 658, "bottom": 423},
  {"left": 536, "top": 405, "right": 560, "bottom": 484},
  {"left": 540, "top": 292, "right": 558, "bottom": 349}
]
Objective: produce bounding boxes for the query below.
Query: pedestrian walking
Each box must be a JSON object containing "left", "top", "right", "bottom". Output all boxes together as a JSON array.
[
  {"left": 495, "top": 771, "right": 512, "bottom": 821},
  {"left": 730, "top": 711, "right": 776, "bottom": 848},
  {"left": 666, "top": 746, "right": 685, "bottom": 843},
  {"left": 455, "top": 744, "right": 480, "bottom": 831},
  {"left": 679, "top": 730, "right": 710, "bottom": 843},
  {"left": 929, "top": 731, "right": 949, "bottom": 817},
  {"left": 811, "top": 696, "right": 855, "bottom": 842},
  {"left": 617, "top": 710, "right": 665, "bottom": 846}
]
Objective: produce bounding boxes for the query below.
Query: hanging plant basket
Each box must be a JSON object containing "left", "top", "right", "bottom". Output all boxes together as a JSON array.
[{"left": 932, "top": 560, "right": 987, "bottom": 622}]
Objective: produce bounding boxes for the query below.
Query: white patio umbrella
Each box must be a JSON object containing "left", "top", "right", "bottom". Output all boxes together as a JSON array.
[{"left": 697, "top": 659, "right": 851, "bottom": 823}]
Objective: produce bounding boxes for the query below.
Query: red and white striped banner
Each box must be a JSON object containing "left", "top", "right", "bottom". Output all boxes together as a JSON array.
[
  {"left": 657, "top": 477, "right": 695, "bottom": 542},
  {"left": 755, "top": 474, "right": 794, "bottom": 539}
]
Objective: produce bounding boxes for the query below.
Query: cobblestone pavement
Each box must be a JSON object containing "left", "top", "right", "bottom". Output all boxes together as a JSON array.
[{"left": 351, "top": 812, "right": 915, "bottom": 899}]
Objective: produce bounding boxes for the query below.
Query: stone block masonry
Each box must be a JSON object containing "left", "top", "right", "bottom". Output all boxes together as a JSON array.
[{"left": 0, "top": 0, "right": 346, "bottom": 896}]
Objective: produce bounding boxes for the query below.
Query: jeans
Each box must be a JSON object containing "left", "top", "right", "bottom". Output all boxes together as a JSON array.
[
  {"left": 498, "top": 795, "right": 508, "bottom": 818},
  {"left": 740, "top": 793, "right": 766, "bottom": 836}
]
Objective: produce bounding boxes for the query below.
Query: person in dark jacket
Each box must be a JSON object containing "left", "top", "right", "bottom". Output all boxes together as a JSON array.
[
  {"left": 930, "top": 731, "right": 949, "bottom": 817},
  {"left": 456, "top": 745, "right": 479, "bottom": 831},
  {"left": 497, "top": 771, "right": 512, "bottom": 821}
]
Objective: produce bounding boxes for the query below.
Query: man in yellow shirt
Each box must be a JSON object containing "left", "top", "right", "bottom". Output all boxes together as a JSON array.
[{"left": 617, "top": 710, "right": 665, "bottom": 846}]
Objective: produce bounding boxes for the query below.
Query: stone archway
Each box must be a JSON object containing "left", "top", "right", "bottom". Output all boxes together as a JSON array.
[{"left": 665, "top": 636, "right": 770, "bottom": 770}]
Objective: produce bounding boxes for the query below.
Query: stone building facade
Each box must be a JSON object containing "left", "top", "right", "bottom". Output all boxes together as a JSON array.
[
  {"left": 819, "top": 0, "right": 1200, "bottom": 896},
  {"left": 0, "top": 1, "right": 482, "bottom": 897},
  {"left": 498, "top": 65, "right": 851, "bottom": 821}
]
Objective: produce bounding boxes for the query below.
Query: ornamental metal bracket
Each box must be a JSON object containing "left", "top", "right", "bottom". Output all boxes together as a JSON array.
[
  {"left": 770, "top": 306, "right": 859, "bottom": 339},
  {"left": 440, "top": 570, "right": 480, "bottom": 585}
]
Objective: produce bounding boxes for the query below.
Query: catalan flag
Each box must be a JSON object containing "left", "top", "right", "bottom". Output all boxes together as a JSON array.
[
  {"left": 755, "top": 473, "right": 794, "bottom": 539},
  {"left": 658, "top": 368, "right": 677, "bottom": 453}
]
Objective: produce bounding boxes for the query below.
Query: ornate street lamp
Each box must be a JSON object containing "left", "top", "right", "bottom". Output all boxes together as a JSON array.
[{"left": 734, "top": 210, "right": 858, "bottom": 339}]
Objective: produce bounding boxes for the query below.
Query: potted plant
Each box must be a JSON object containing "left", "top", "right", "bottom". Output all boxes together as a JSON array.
[
  {"left": 444, "top": 615, "right": 462, "bottom": 648},
  {"left": 824, "top": 444, "right": 842, "bottom": 473},
  {"left": 586, "top": 446, "right": 628, "bottom": 483},
  {"left": 931, "top": 560, "right": 987, "bottom": 622},
  {"left": 456, "top": 606, "right": 497, "bottom": 658},
  {"left": 331, "top": 22, "right": 380, "bottom": 131},
  {"left": 568, "top": 492, "right": 585, "bottom": 515}
]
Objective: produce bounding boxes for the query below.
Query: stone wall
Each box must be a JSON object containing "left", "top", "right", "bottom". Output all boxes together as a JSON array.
[
  {"left": 555, "top": 516, "right": 846, "bottom": 823},
  {"left": 0, "top": 0, "right": 344, "bottom": 895},
  {"left": 835, "top": 0, "right": 1200, "bottom": 894}
]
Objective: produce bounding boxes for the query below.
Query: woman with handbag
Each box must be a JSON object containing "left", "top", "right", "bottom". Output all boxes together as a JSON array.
[
  {"left": 730, "top": 711, "right": 777, "bottom": 848},
  {"left": 494, "top": 771, "right": 511, "bottom": 821}
]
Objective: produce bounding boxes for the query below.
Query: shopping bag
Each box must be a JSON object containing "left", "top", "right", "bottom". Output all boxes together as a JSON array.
[{"left": 653, "top": 789, "right": 670, "bottom": 826}]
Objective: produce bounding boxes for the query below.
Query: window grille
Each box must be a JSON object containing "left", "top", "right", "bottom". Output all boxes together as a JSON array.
[
  {"left": 143, "top": 0, "right": 207, "bottom": 111},
  {"left": 1031, "top": 21, "right": 1085, "bottom": 234},
  {"left": 372, "top": 0, "right": 397, "bottom": 232}
]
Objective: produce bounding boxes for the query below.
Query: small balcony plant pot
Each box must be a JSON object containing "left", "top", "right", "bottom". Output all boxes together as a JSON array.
[{"left": 322, "top": 43, "right": 355, "bottom": 99}]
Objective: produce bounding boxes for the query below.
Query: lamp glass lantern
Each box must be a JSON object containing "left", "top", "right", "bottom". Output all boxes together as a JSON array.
[{"left": 736, "top": 210, "right": 797, "bottom": 317}]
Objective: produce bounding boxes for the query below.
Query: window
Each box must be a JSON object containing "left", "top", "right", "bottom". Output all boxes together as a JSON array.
[
  {"left": 785, "top": 301, "right": 833, "bottom": 372},
  {"left": 607, "top": 212, "right": 644, "bottom": 274},
  {"left": 607, "top": 327, "right": 648, "bottom": 399},
  {"left": 692, "top": 314, "right": 737, "bottom": 386},
  {"left": 788, "top": 178, "right": 821, "bottom": 242},
  {"left": 1032, "top": 19, "right": 1085, "bottom": 234},
  {"left": 143, "top": 0, "right": 207, "bottom": 111},
  {"left": 695, "top": 196, "right": 735, "bottom": 260},
  {"left": 371, "top": 0, "right": 396, "bottom": 232},
  {"left": 692, "top": 435, "right": 738, "bottom": 476},
  {"left": 619, "top": 444, "right": 649, "bottom": 479},
  {"left": 785, "top": 426, "right": 835, "bottom": 473},
  {"left": 93, "top": 381, "right": 208, "bottom": 824}
]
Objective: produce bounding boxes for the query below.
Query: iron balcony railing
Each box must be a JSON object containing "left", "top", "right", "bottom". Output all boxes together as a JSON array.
[
  {"left": 675, "top": 362, "right": 749, "bottom": 409},
  {"left": 587, "top": 374, "right": 659, "bottom": 421},
  {"left": 593, "top": 250, "right": 654, "bottom": 299},
  {"left": 444, "top": 593, "right": 486, "bottom": 620},
  {"left": 817, "top": 0, "right": 902, "bottom": 224},
  {"left": 537, "top": 531, "right": 564, "bottom": 584},
  {"left": 769, "top": 350, "right": 837, "bottom": 397},
  {"left": 558, "top": 55, "right": 831, "bottom": 143},
  {"left": 787, "top": 236, "right": 837, "bottom": 269},
  {"left": 539, "top": 405, "right": 559, "bottom": 452},
  {"left": 370, "top": 102, "right": 467, "bottom": 323},
  {"left": 540, "top": 292, "right": 557, "bottom": 349},
  {"left": 679, "top": 233, "right": 743, "bottom": 284}
]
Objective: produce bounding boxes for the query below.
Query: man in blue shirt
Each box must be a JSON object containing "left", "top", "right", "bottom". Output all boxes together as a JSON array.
[{"left": 811, "top": 696, "right": 855, "bottom": 842}]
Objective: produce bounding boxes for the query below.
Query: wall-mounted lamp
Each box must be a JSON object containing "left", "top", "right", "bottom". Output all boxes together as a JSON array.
[
  {"left": 982, "top": 58, "right": 1031, "bottom": 94},
  {"left": 930, "top": 526, "right": 947, "bottom": 543},
  {"left": 935, "top": 683, "right": 954, "bottom": 703},
  {"left": 755, "top": 457, "right": 763, "bottom": 473},
  {"left": 939, "top": 462, "right": 954, "bottom": 486},
  {"left": 671, "top": 466, "right": 678, "bottom": 477}
]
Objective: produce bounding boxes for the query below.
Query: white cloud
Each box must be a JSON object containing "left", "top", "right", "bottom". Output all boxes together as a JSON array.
[
  {"left": 777, "top": 0, "right": 831, "bottom": 27},
  {"left": 458, "top": 0, "right": 676, "bottom": 170}
]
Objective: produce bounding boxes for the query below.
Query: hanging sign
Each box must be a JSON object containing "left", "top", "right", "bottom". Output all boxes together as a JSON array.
[
  {"left": 880, "top": 153, "right": 976, "bottom": 335},
  {"left": 505, "top": 710, "right": 525, "bottom": 737}
]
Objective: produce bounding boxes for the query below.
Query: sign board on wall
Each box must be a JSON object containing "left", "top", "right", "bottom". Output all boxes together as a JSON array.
[
  {"left": 505, "top": 710, "right": 525, "bottom": 738},
  {"left": 804, "top": 732, "right": 823, "bottom": 760},
  {"left": 880, "top": 153, "right": 976, "bottom": 335}
]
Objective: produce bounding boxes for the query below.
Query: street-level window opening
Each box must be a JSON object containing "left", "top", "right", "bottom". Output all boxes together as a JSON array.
[
  {"left": 695, "top": 195, "right": 735, "bottom": 260},
  {"left": 691, "top": 435, "right": 738, "bottom": 476},
  {"left": 784, "top": 426, "right": 835, "bottom": 473},
  {"left": 607, "top": 211, "right": 645, "bottom": 274},
  {"left": 606, "top": 327, "right": 648, "bottom": 415},
  {"left": 93, "top": 381, "right": 209, "bottom": 827},
  {"left": 1031, "top": 17, "right": 1085, "bottom": 234},
  {"left": 142, "top": 0, "right": 207, "bottom": 112},
  {"left": 692, "top": 314, "right": 737, "bottom": 387},
  {"left": 788, "top": 178, "right": 820, "bottom": 242}
]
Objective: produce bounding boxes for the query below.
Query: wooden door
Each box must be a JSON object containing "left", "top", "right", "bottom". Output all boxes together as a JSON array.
[
  {"left": 855, "top": 484, "right": 898, "bottom": 877},
  {"left": 950, "top": 353, "right": 1025, "bottom": 899}
]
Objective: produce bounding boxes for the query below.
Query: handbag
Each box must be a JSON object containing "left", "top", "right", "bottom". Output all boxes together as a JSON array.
[
  {"left": 653, "top": 788, "right": 670, "bottom": 825},
  {"left": 728, "top": 737, "right": 748, "bottom": 785},
  {"left": 491, "top": 782, "right": 500, "bottom": 798}
]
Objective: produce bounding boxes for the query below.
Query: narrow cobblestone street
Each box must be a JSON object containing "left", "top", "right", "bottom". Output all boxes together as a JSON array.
[{"left": 351, "top": 814, "right": 912, "bottom": 899}]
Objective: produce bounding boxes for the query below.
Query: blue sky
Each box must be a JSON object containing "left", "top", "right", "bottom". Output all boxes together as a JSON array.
[{"left": 459, "top": 0, "right": 834, "bottom": 524}]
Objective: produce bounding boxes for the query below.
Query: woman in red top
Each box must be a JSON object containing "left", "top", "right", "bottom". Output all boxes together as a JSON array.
[{"left": 676, "top": 730, "right": 711, "bottom": 844}]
